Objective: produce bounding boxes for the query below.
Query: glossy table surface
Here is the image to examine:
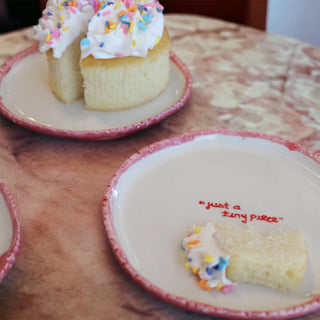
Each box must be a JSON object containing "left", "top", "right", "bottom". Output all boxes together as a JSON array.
[{"left": 0, "top": 14, "right": 320, "bottom": 319}]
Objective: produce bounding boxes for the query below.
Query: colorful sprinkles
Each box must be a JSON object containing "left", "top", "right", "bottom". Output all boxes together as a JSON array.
[
  {"left": 43, "top": 0, "right": 106, "bottom": 46},
  {"left": 102, "top": 0, "right": 160, "bottom": 36},
  {"left": 181, "top": 224, "right": 236, "bottom": 294},
  {"left": 39, "top": 0, "right": 164, "bottom": 58}
]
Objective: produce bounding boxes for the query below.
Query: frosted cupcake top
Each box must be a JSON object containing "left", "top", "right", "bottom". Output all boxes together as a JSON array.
[
  {"left": 80, "top": 0, "right": 164, "bottom": 59},
  {"left": 34, "top": 0, "right": 99, "bottom": 58}
]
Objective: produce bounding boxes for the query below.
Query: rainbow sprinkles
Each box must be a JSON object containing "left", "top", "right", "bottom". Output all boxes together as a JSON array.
[
  {"left": 80, "top": 0, "right": 164, "bottom": 60},
  {"left": 34, "top": 0, "right": 164, "bottom": 60},
  {"left": 34, "top": 0, "right": 97, "bottom": 58},
  {"left": 181, "top": 224, "right": 236, "bottom": 294}
]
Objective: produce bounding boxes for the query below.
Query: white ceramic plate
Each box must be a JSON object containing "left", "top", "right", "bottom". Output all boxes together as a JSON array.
[
  {"left": 103, "top": 129, "right": 320, "bottom": 319},
  {"left": 0, "top": 182, "right": 21, "bottom": 283},
  {"left": 0, "top": 45, "right": 191, "bottom": 140}
]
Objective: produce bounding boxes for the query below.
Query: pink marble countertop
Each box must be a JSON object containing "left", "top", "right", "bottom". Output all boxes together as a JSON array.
[{"left": 0, "top": 14, "right": 320, "bottom": 319}]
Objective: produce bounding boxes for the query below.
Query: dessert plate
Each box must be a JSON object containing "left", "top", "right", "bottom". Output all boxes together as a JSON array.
[
  {"left": 0, "top": 182, "right": 21, "bottom": 283},
  {"left": 0, "top": 45, "right": 192, "bottom": 140},
  {"left": 103, "top": 129, "right": 320, "bottom": 319}
]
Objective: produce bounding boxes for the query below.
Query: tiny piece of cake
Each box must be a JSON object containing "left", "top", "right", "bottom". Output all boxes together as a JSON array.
[
  {"left": 182, "top": 222, "right": 307, "bottom": 293},
  {"left": 34, "top": 0, "right": 98, "bottom": 103},
  {"left": 80, "top": 0, "right": 170, "bottom": 111}
]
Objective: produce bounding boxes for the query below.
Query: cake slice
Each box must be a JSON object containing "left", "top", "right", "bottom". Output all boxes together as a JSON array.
[
  {"left": 34, "top": 0, "right": 98, "bottom": 103},
  {"left": 46, "top": 35, "right": 84, "bottom": 103},
  {"left": 80, "top": 0, "right": 170, "bottom": 111},
  {"left": 182, "top": 222, "right": 307, "bottom": 292}
]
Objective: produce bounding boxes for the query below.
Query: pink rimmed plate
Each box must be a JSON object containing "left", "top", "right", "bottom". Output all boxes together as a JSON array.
[
  {"left": 0, "top": 182, "right": 21, "bottom": 283},
  {"left": 0, "top": 45, "right": 192, "bottom": 141},
  {"left": 103, "top": 129, "right": 320, "bottom": 319}
]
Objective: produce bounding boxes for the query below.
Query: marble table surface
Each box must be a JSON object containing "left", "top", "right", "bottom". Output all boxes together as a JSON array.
[{"left": 0, "top": 14, "right": 320, "bottom": 319}]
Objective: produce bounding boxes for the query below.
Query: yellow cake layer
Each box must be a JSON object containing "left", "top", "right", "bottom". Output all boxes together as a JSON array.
[
  {"left": 215, "top": 223, "right": 307, "bottom": 292},
  {"left": 80, "top": 27, "right": 171, "bottom": 111},
  {"left": 46, "top": 36, "right": 84, "bottom": 104}
]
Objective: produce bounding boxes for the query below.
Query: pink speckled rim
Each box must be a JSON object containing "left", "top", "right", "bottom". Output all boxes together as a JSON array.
[
  {"left": 0, "top": 44, "right": 192, "bottom": 141},
  {"left": 103, "top": 129, "right": 320, "bottom": 320},
  {"left": 0, "top": 182, "right": 21, "bottom": 283}
]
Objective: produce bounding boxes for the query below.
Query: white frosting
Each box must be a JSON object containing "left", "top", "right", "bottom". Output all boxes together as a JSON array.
[
  {"left": 182, "top": 223, "right": 235, "bottom": 291},
  {"left": 34, "top": 0, "right": 96, "bottom": 59},
  {"left": 80, "top": 0, "right": 164, "bottom": 59}
]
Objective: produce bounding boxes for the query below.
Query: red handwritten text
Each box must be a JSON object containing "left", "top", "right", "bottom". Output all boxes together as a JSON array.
[
  {"left": 221, "top": 211, "right": 248, "bottom": 224},
  {"left": 199, "top": 200, "right": 283, "bottom": 224}
]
